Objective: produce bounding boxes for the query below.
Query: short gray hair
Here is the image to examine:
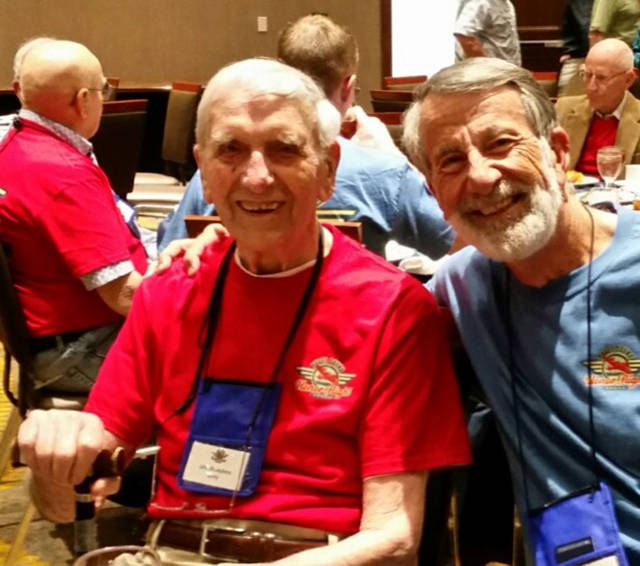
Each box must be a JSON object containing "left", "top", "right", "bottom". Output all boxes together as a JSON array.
[
  {"left": 403, "top": 57, "right": 557, "bottom": 173},
  {"left": 196, "top": 57, "right": 340, "bottom": 152}
]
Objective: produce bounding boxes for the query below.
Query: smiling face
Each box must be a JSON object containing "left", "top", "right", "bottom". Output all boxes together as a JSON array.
[
  {"left": 195, "top": 94, "right": 337, "bottom": 266},
  {"left": 420, "top": 86, "right": 567, "bottom": 261}
]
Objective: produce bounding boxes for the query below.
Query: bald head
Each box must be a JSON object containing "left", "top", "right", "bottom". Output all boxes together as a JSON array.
[
  {"left": 586, "top": 38, "right": 634, "bottom": 71},
  {"left": 20, "top": 40, "right": 105, "bottom": 137}
]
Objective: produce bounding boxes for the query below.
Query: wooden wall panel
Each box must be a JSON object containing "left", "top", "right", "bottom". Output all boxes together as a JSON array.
[
  {"left": 0, "top": 0, "right": 382, "bottom": 111},
  {"left": 512, "top": 0, "right": 565, "bottom": 71}
]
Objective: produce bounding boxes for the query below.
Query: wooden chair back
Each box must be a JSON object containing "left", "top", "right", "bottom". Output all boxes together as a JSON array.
[
  {"left": 0, "top": 243, "right": 34, "bottom": 414},
  {"left": 370, "top": 89, "right": 413, "bottom": 113},
  {"left": 382, "top": 74, "right": 427, "bottom": 90},
  {"left": 161, "top": 81, "right": 203, "bottom": 182},
  {"left": 92, "top": 99, "right": 148, "bottom": 198}
]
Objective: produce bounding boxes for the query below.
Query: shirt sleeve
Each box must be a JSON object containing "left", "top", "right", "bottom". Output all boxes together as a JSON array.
[
  {"left": 391, "top": 164, "right": 455, "bottom": 259},
  {"left": 158, "top": 170, "right": 216, "bottom": 251},
  {"left": 455, "top": 0, "right": 489, "bottom": 37},
  {"left": 359, "top": 279, "right": 471, "bottom": 478},
  {"left": 589, "top": 0, "right": 611, "bottom": 33}
]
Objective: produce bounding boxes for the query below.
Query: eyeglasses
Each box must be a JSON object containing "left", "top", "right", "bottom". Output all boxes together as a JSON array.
[
  {"left": 86, "top": 79, "right": 114, "bottom": 98},
  {"left": 579, "top": 68, "right": 628, "bottom": 85}
]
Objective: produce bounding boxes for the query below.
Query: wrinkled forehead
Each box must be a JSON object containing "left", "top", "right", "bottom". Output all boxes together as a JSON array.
[
  {"left": 206, "top": 93, "right": 317, "bottom": 142},
  {"left": 420, "top": 87, "right": 531, "bottom": 141}
]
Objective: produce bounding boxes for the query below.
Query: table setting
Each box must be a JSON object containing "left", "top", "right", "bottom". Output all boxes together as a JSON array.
[{"left": 570, "top": 146, "right": 640, "bottom": 211}]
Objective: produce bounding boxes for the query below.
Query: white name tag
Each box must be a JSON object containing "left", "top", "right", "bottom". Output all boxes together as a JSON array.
[
  {"left": 584, "top": 557, "right": 621, "bottom": 566},
  {"left": 182, "top": 441, "right": 250, "bottom": 491}
]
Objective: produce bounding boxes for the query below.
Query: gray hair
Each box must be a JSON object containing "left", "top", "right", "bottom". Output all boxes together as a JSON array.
[
  {"left": 196, "top": 57, "right": 341, "bottom": 152},
  {"left": 13, "top": 36, "right": 56, "bottom": 82},
  {"left": 403, "top": 57, "right": 557, "bottom": 173}
]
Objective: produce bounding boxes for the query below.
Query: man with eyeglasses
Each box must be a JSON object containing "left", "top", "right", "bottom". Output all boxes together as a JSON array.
[
  {"left": 556, "top": 38, "right": 640, "bottom": 175},
  {"left": 0, "top": 39, "right": 149, "bottom": 393}
]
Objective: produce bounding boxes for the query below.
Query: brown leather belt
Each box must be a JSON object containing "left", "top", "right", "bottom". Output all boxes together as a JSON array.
[{"left": 157, "top": 520, "right": 327, "bottom": 562}]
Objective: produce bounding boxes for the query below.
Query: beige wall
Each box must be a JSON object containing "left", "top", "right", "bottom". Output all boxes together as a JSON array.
[{"left": 0, "top": 0, "right": 382, "bottom": 109}]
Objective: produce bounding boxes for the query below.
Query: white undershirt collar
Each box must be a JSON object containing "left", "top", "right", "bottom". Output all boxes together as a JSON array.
[{"left": 234, "top": 226, "right": 333, "bottom": 278}]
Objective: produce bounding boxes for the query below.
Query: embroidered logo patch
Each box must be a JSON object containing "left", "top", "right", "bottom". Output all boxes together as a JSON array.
[
  {"left": 296, "top": 357, "right": 355, "bottom": 399},
  {"left": 211, "top": 449, "right": 228, "bottom": 464},
  {"left": 583, "top": 345, "right": 640, "bottom": 389}
]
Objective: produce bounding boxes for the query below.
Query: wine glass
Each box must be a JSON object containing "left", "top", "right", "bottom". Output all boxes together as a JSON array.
[{"left": 597, "top": 146, "right": 624, "bottom": 191}]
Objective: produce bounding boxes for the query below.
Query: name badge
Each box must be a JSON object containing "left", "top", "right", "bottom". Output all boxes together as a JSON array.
[{"left": 181, "top": 441, "right": 250, "bottom": 492}]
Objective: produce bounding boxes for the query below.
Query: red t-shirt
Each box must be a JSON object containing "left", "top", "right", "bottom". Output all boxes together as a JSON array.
[
  {"left": 0, "top": 121, "right": 147, "bottom": 336},
  {"left": 86, "top": 227, "right": 471, "bottom": 533}
]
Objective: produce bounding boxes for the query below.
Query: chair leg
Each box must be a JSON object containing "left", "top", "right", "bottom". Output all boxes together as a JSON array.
[
  {"left": 0, "top": 405, "right": 21, "bottom": 475},
  {"left": 5, "top": 501, "right": 35, "bottom": 565}
]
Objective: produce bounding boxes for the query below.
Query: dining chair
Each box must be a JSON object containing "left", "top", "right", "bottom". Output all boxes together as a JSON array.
[
  {"left": 370, "top": 89, "right": 413, "bottom": 113},
  {"left": 0, "top": 242, "right": 87, "bottom": 565},
  {"left": 133, "top": 81, "right": 202, "bottom": 187},
  {"left": 92, "top": 99, "right": 148, "bottom": 199},
  {"left": 382, "top": 74, "right": 427, "bottom": 91}
]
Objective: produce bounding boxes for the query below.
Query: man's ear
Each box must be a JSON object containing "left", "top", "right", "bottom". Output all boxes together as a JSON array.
[
  {"left": 341, "top": 74, "right": 357, "bottom": 104},
  {"left": 72, "top": 88, "right": 89, "bottom": 118},
  {"left": 549, "top": 126, "right": 571, "bottom": 172},
  {"left": 194, "top": 144, "right": 201, "bottom": 168},
  {"left": 624, "top": 68, "right": 637, "bottom": 90},
  {"left": 318, "top": 141, "right": 340, "bottom": 203}
]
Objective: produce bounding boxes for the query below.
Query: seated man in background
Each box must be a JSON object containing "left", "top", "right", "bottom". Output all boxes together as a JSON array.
[
  {"left": 0, "top": 39, "right": 148, "bottom": 393},
  {"left": 404, "top": 56, "right": 640, "bottom": 564},
  {"left": 556, "top": 38, "right": 640, "bottom": 175},
  {"left": 17, "top": 58, "right": 470, "bottom": 565},
  {"left": 159, "top": 14, "right": 458, "bottom": 260}
]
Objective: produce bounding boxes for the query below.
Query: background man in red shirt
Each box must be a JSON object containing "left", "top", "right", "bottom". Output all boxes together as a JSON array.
[{"left": 0, "top": 40, "right": 148, "bottom": 393}]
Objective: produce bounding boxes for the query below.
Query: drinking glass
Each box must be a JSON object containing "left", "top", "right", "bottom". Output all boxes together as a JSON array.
[
  {"left": 597, "top": 146, "right": 624, "bottom": 191},
  {"left": 73, "top": 545, "right": 162, "bottom": 566}
]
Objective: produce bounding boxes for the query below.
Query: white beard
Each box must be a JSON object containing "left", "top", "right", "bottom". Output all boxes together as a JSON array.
[{"left": 450, "top": 138, "right": 562, "bottom": 262}]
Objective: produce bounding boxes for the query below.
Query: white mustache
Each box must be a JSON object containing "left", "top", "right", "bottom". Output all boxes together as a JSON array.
[{"left": 459, "top": 180, "right": 531, "bottom": 214}]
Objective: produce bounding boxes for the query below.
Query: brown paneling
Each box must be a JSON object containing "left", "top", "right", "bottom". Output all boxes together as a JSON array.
[
  {"left": 0, "top": 1, "right": 382, "bottom": 112},
  {"left": 512, "top": 0, "right": 564, "bottom": 71},
  {"left": 512, "top": 0, "right": 564, "bottom": 32}
]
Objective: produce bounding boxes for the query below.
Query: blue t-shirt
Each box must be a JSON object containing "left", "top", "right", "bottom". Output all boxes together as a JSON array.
[
  {"left": 157, "top": 137, "right": 455, "bottom": 258},
  {"left": 429, "top": 209, "right": 640, "bottom": 564}
]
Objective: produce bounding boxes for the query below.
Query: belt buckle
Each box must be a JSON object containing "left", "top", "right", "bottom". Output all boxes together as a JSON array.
[
  {"left": 199, "top": 522, "right": 246, "bottom": 563},
  {"left": 199, "top": 522, "right": 278, "bottom": 562}
]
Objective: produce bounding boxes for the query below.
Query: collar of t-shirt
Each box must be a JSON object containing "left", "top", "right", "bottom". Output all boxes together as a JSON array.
[
  {"left": 234, "top": 226, "right": 334, "bottom": 278},
  {"left": 594, "top": 92, "right": 626, "bottom": 120},
  {"left": 18, "top": 108, "right": 95, "bottom": 160}
]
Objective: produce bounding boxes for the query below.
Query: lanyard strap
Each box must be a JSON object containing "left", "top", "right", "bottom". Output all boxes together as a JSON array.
[
  {"left": 175, "top": 230, "right": 326, "bottom": 415},
  {"left": 501, "top": 204, "right": 598, "bottom": 512}
]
